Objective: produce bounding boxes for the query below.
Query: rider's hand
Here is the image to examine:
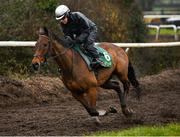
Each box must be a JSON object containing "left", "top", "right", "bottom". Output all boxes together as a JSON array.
[
  {"left": 74, "top": 33, "right": 88, "bottom": 44},
  {"left": 64, "top": 36, "right": 75, "bottom": 46}
]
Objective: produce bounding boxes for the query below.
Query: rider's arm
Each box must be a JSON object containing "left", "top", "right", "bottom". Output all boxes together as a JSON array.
[{"left": 74, "top": 12, "right": 95, "bottom": 43}]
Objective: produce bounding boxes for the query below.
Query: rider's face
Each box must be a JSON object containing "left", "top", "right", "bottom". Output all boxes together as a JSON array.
[{"left": 60, "top": 16, "right": 68, "bottom": 24}]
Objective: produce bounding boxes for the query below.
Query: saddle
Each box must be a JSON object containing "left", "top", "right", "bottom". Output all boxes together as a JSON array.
[{"left": 72, "top": 43, "right": 112, "bottom": 71}]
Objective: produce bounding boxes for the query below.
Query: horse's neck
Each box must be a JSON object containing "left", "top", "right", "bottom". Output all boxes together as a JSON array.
[{"left": 52, "top": 41, "right": 73, "bottom": 75}]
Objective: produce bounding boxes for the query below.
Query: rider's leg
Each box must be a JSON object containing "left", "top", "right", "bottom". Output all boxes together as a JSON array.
[
  {"left": 85, "top": 43, "right": 99, "bottom": 59},
  {"left": 84, "top": 27, "right": 99, "bottom": 60}
]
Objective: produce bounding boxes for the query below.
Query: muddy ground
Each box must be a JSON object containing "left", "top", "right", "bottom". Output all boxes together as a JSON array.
[{"left": 0, "top": 69, "right": 179, "bottom": 135}]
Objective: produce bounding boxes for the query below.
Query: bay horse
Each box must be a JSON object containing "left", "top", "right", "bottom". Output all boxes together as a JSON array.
[{"left": 32, "top": 27, "right": 140, "bottom": 121}]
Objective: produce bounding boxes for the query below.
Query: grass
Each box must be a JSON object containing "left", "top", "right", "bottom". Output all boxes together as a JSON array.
[
  {"left": 149, "top": 28, "right": 180, "bottom": 35},
  {"left": 90, "top": 123, "right": 180, "bottom": 136}
]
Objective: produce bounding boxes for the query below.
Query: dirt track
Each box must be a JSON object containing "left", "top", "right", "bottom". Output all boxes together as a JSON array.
[{"left": 0, "top": 69, "right": 180, "bottom": 135}]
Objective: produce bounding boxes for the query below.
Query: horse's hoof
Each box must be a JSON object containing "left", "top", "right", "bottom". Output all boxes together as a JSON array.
[
  {"left": 108, "top": 106, "right": 117, "bottom": 113},
  {"left": 98, "top": 107, "right": 117, "bottom": 116},
  {"left": 98, "top": 110, "right": 107, "bottom": 116},
  {"left": 106, "top": 107, "right": 117, "bottom": 114},
  {"left": 89, "top": 109, "right": 99, "bottom": 116},
  {"left": 123, "top": 108, "right": 134, "bottom": 117}
]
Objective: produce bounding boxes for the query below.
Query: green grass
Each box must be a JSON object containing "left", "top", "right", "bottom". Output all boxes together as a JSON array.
[
  {"left": 90, "top": 123, "right": 180, "bottom": 136},
  {"left": 149, "top": 28, "right": 180, "bottom": 35}
]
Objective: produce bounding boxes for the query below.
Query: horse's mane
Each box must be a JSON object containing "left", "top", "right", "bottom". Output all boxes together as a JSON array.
[
  {"left": 40, "top": 26, "right": 69, "bottom": 47},
  {"left": 51, "top": 32, "right": 69, "bottom": 47}
]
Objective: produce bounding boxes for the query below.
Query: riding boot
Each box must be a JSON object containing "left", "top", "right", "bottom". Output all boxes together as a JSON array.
[
  {"left": 85, "top": 44, "right": 102, "bottom": 69},
  {"left": 90, "top": 59, "right": 100, "bottom": 69},
  {"left": 86, "top": 44, "right": 99, "bottom": 58}
]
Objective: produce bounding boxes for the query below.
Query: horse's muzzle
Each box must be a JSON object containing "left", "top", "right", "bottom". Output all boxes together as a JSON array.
[{"left": 32, "top": 63, "right": 40, "bottom": 71}]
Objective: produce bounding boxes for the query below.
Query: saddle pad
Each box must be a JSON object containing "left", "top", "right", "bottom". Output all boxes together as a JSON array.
[{"left": 72, "top": 43, "right": 112, "bottom": 70}]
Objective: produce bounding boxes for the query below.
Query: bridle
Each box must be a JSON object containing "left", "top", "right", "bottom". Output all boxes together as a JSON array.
[
  {"left": 33, "top": 33, "right": 75, "bottom": 78},
  {"left": 34, "top": 34, "right": 74, "bottom": 61}
]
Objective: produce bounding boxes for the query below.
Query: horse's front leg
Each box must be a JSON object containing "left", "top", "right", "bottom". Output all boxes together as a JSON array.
[
  {"left": 86, "top": 87, "right": 107, "bottom": 116},
  {"left": 72, "top": 88, "right": 103, "bottom": 124},
  {"left": 71, "top": 89, "right": 99, "bottom": 117}
]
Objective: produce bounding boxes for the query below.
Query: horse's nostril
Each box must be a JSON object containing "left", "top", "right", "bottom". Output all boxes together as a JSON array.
[{"left": 32, "top": 63, "right": 40, "bottom": 71}]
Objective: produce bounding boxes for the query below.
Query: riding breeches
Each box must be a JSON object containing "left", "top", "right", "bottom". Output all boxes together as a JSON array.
[{"left": 83, "top": 27, "right": 99, "bottom": 58}]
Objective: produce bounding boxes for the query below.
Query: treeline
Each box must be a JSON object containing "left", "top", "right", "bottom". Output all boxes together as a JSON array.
[{"left": 0, "top": 0, "right": 146, "bottom": 42}]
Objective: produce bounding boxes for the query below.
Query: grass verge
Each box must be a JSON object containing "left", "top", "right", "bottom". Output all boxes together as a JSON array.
[
  {"left": 90, "top": 123, "right": 180, "bottom": 136},
  {"left": 148, "top": 28, "right": 180, "bottom": 35}
]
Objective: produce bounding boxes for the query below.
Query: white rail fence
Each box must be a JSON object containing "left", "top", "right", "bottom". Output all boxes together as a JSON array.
[
  {"left": 0, "top": 41, "right": 36, "bottom": 47},
  {"left": 144, "top": 15, "right": 180, "bottom": 19},
  {"left": 0, "top": 41, "right": 180, "bottom": 53},
  {"left": 144, "top": 14, "right": 180, "bottom": 41},
  {"left": 147, "top": 25, "right": 180, "bottom": 41},
  {"left": 0, "top": 41, "right": 180, "bottom": 47},
  {"left": 1, "top": 41, "right": 180, "bottom": 47}
]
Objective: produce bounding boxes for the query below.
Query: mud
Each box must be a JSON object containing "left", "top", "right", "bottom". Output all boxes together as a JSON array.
[{"left": 0, "top": 69, "right": 179, "bottom": 135}]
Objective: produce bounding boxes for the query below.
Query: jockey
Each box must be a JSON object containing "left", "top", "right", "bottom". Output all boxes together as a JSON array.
[{"left": 55, "top": 5, "right": 101, "bottom": 66}]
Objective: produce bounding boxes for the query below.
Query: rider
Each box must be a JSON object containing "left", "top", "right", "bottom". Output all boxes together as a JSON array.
[{"left": 55, "top": 5, "right": 101, "bottom": 67}]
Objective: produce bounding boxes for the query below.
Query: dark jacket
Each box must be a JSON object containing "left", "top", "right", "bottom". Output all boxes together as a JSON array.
[{"left": 61, "top": 12, "right": 96, "bottom": 43}]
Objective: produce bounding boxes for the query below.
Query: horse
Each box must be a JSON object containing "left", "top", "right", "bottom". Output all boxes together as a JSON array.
[{"left": 32, "top": 27, "right": 141, "bottom": 121}]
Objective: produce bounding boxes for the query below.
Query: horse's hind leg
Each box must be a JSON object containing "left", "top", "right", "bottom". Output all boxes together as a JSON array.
[
  {"left": 101, "top": 80, "right": 133, "bottom": 117},
  {"left": 121, "top": 79, "right": 133, "bottom": 116},
  {"left": 128, "top": 62, "right": 141, "bottom": 99}
]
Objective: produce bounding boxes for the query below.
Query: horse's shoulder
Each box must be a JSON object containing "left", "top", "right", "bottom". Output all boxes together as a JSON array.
[{"left": 99, "top": 42, "right": 113, "bottom": 48}]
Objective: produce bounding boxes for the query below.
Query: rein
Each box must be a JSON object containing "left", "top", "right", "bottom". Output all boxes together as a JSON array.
[
  {"left": 47, "top": 34, "right": 75, "bottom": 79},
  {"left": 36, "top": 34, "right": 74, "bottom": 60},
  {"left": 34, "top": 34, "right": 75, "bottom": 79}
]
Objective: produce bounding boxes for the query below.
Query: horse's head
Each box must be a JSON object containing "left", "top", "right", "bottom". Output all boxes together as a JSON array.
[{"left": 32, "top": 27, "right": 50, "bottom": 71}]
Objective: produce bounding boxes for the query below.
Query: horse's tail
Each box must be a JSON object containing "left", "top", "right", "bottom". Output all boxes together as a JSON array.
[
  {"left": 128, "top": 61, "right": 141, "bottom": 99},
  {"left": 128, "top": 61, "right": 139, "bottom": 87}
]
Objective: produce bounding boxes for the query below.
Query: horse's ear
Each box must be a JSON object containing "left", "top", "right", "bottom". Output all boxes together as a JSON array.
[{"left": 39, "top": 27, "right": 49, "bottom": 36}]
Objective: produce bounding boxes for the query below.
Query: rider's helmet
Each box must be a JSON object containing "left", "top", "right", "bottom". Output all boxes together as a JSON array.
[{"left": 55, "top": 5, "right": 70, "bottom": 20}]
